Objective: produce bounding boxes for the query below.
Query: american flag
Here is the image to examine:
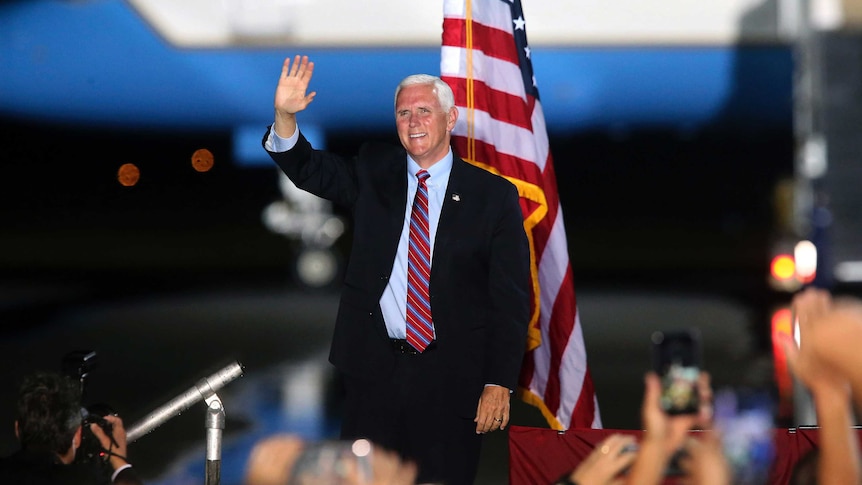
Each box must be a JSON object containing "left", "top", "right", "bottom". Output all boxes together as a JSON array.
[{"left": 440, "top": 0, "right": 601, "bottom": 430}]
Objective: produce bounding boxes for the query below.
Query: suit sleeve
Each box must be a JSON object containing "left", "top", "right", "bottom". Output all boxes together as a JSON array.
[
  {"left": 262, "top": 126, "right": 359, "bottom": 208},
  {"left": 485, "top": 181, "right": 531, "bottom": 390},
  {"left": 113, "top": 467, "right": 143, "bottom": 485}
]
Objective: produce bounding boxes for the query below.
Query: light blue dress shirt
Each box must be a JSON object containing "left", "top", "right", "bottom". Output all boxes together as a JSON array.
[{"left": 265, "top": 126, "right": 452, "bottom": 339}]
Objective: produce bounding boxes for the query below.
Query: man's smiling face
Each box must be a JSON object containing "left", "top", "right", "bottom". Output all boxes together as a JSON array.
[{"left": 395, "top": 83, "right": 457, "bottom": 168}]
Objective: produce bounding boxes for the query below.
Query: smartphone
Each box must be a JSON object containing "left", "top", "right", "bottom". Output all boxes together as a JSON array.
[{"left": 651, "top": 329, "right": 702, "bottom": 415}]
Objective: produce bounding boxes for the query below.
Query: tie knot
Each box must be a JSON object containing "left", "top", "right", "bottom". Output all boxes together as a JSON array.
[{"left": 417, "top": 170, "right": 430, "bottom": 184}]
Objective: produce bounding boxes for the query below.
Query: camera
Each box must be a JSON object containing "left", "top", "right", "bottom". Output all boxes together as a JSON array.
[{"left": 63, "top": 350, "right": 117, "bottom": 485}]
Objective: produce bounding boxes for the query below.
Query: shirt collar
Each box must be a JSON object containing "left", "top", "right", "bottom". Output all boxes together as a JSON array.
[{"left": 407, "top": 148, "right": 453, "bottom": 187}]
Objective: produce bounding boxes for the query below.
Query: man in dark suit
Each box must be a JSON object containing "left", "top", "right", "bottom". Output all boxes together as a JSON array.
[
  {"left": 0, "top": 371, "right": 143, "bottom": 485},
  {"left": 263, "top": 55, "right": 531, "bottom": 485}
]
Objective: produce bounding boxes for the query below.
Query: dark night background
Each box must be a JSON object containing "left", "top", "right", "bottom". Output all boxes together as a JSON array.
[
  {"left": 1, "top": 117, "right": 793, "bottom": 332},
  {"left": 0, "top": 112, "right": 794, "bottom": 483}
]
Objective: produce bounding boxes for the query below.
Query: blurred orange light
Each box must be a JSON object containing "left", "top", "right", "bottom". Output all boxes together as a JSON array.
[
  {"left": 771, "top": 254, "right": 796, "bottom": 281},
  {"left": 771, "top": 306, "right": 794, "bottom": 421},
  {"left": 117, "top": 163, "right": 140, "bottom": 187},
  {"left": 191, "top": 148, "right": 214, "bottom": 172},
  {"left": 771, "top": 307, "right": 793, "bottom": 334}
]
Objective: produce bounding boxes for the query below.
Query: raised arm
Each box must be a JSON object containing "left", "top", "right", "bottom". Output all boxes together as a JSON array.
[
  {"left": 273, "top": 55, "right": 317, "bottom": 138},
  {"left": 782, "top": 288, "right": 861, "bottom": 485},
  {"left": 624, "top": 371, "right": 713, "bottom": 485}
]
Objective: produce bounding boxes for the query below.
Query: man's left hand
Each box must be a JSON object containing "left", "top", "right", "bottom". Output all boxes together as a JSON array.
[
  {"left": 474, "top": 385, "right": 510, "bottom": 434},
  {"left": 89, "top": 414, "right": 131, "bottom": 472}
]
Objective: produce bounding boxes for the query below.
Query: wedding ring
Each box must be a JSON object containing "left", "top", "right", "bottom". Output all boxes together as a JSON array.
[{"left": 494, "top": 418, "right": 502, "bottom": 422}]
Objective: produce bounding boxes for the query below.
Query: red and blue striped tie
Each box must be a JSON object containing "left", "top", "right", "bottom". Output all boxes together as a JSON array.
[{"left": 406, "top": 170, "right": 434, "bottom": 352}]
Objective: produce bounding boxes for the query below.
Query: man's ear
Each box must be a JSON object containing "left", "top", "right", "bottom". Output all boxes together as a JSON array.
[{"left": 13, "top": 420, "right": 19, "bottom": 440}]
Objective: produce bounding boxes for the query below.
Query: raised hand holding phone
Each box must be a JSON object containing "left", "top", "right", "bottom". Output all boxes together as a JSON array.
[{"left": 651, "top": 329, "right": 702, "bottom": 415}]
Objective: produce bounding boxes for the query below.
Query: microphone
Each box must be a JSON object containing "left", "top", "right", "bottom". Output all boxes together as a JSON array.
[{"left": 126, "top": 361, "right": 244, "bottom": 443}]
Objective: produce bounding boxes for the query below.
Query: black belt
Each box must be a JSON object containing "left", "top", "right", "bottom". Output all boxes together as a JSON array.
[{"left": 390, "top": 338, "right": 437, "bottom": 355}]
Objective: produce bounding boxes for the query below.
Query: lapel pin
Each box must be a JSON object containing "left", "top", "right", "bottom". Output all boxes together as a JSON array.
[{"left": 452, "top": 193, "right": 461, "bottom": 202}]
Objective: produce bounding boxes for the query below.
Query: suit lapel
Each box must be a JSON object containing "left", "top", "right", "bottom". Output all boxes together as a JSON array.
[
  {"left": 380, "top": 151, "right": 409, "bottom": 267},
  {"left": 432, "top": 158, "right": 467, "bottom": 270}
]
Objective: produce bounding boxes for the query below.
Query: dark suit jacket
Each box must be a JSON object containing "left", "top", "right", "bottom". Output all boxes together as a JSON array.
[
  {"left": 265, "top": 131, "right": 531, "bottom": 416},
  {"left": 0, "top": 449, "right": 143, "bottom": 485}
]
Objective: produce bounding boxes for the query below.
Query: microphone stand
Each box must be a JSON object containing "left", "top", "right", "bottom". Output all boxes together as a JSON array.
[
  {"left": 205, "top": 394, "right": 225, "bottom": 485},
  {"left": 126, "top": 361, "right": 244, "bottom": 485}
]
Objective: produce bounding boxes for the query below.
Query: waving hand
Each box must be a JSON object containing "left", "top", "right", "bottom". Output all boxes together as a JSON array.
[{"left": 273, "top": 55, "right": 317, "bottom": 138}]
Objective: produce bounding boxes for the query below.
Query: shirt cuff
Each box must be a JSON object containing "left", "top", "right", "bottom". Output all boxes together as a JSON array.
[
  {"left": 265, "top": 123, "right": 300, "bottom": 153},
  {"left": 484, "top": 383, "right": 513, "bottom": 393},
  {"left": 111, "top": 463, "right": 132, "bottom": 482}
]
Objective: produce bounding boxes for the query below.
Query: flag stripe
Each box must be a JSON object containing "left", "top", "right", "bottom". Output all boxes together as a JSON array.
[
  {"left": 451, "top": 108, "right": 538, "bottom": 163},
  {"left": 440, "top": 0, "right": 514, "bottom": 31},
  {"left": 450, "top": 137, "right": 542, "bottom": 185},
  {"left": 442, "top": 0, "right": 601, "bottom": 430},
  {"left": 442, "top": 19, "right": 520, "bottom": 65},
  {"left": 441, "top": 47, "right": 527, "bottom": 101},
  {"left": 444, "top": 78, "right": 532, "bottom": 131}
]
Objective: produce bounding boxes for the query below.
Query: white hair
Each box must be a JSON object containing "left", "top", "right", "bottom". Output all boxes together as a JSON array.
[{"left": 394, "top": 74, "right": 455, "bottom": 112}]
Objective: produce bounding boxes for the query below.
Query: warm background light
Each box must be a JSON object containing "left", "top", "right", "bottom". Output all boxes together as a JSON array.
[
  {"left": 191, "top": 148, "right": 214, "bottom": 172},
  {"left": 794, "top": 240, "right": 817, "bottom": 283},
  {"left": 117, "top": 163, "right": 140, "bottom": 186},
  {"left": 770, "top": 254, "right": 796, "bottom": 281},
  {"left": 771, "top": 306, "right": 794, "bottom": 421}
]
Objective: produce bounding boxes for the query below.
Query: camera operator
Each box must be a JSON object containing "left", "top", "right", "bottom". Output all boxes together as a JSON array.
[{"left": 0, "top": 371, "right": 143, "bottom": 485}]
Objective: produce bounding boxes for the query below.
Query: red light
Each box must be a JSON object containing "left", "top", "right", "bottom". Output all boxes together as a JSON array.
[
  {"left": 771, "top": 306, "right": 794, "bottom": 421},
  {"left": 771, "top": 308, "right": 792, "bottom": 334},
  {"left": 771, "top": 254, "right": 796, "bottom": 281},
  {"left": 798, "top": 271, "right": 816, "bottom": 284}
]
